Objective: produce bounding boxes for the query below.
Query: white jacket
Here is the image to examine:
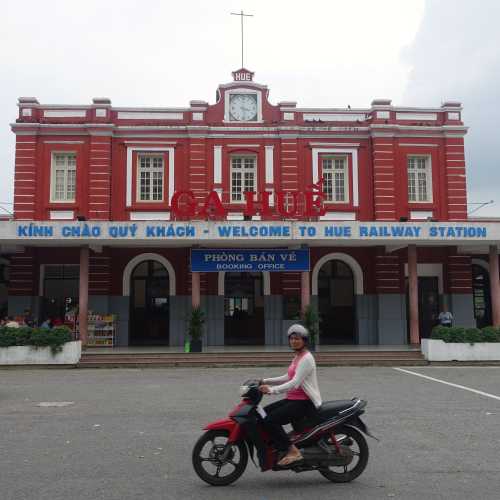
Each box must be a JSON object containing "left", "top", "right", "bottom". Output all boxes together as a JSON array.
[{"left": 263, "top": 351, "right": 322, "bottom": 409}]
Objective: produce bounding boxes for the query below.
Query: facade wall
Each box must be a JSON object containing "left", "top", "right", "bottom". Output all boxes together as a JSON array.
[
  {"left": 11, "top": 133, "right": 465, "bottom": 223},
  {"left": 7, "top": 244, "right": 485, "bottom": 345},
  {"left": 11, "top": 75, "right": 467, "bottom": 225}
]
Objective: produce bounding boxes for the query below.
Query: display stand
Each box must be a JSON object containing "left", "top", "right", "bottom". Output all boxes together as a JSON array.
[{"left": 68, "top": 312, "right": 117, "bottom": 347}]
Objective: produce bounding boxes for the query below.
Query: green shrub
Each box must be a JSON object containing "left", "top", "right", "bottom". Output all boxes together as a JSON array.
[
  {"left": 14, "top": 326, "right": 33, "bottom": 345},
  {"left": 432, "top": 324, "right": 500, "bottom": 343},
  {"left": 464, "top": 328, "right": 483, "bottom": 344},
  {"left": 0, "top": 328, "right": 21, "bottom": 347},
  {"left": 431, "top": 325, "right": 448, "bottom": 340},
  {"left": 482, "top": 326, "right": 500, "bottom": 342},
  {"left": 0, "top": 326, "right": 72, "bottom": 354},
  {"left": 447, "top": 327, "right": 467, "bottom": 343}
]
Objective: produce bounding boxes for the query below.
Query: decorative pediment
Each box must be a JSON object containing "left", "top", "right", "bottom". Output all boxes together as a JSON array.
[{"left": 231, "top": 68, "right": 255, "bottom": 82}]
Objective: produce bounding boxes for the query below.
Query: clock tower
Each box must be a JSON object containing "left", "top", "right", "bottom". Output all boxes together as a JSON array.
[{"left": 222, "top": 68, "right": 265, "bottom": 123}]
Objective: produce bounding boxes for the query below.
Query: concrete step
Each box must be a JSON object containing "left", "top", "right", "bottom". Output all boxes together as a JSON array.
[
  {"left": 81, "top": 350, "right": 422, "bottom": 358},
  {"left": 80, "top": 354, "right": 424, "bottom": 362},
  {"left": 79, "top": 350, "right": 426, "bottom": 368}
]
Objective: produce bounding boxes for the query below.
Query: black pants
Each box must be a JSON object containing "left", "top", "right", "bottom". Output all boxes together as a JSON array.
[{"left": 263, "top": 399, "right": 315, "bottom": 452}]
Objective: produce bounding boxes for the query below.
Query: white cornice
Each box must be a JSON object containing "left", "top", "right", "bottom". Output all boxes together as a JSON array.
[
  {"left": 114, "top": 106, "right": 189, "bottom": 112},
  {"left": 370, "top": 124, "right": 468, "bottom": 133},
  {"left": 10, "top": 122, "right": 468, "bottom": 139},
  {"left": 284, "top": 105, "right": 457, "bottom": 114},
  {"left": 218, "top": 81, "right": 268, "bottom": 90},
  {"left": 284, "top": 107, "right": 370, "bottom": 113},
  {"left": 309, "top": 142, "right": 361, "bottom": 146},
  {"left": 12, "top": 122, "right": 466, "bottom": 133},
  {"left": 16, "top": 104, "right": 91, "bottom": 110},
  {"left": 11, "top": 123, "right": 113, "bottom": 128}
]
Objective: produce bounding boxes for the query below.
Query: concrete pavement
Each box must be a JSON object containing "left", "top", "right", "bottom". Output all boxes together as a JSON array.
[{"left": 1, "top": 366, "right": 499, "bottom": 499}]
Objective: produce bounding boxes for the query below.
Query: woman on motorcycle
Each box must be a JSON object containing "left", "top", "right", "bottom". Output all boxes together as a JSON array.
[{"left": 259, "top": 324, "right": 322, "bottom": 466}]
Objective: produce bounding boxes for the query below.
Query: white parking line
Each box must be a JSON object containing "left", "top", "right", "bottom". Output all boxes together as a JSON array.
[{"left": 393, "top": 368, "right": 500, "bottom": 401}]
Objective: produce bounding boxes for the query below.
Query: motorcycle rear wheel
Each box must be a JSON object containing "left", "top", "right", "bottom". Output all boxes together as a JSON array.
[
  {"left": 318, "top": 425, "right": 369, "bottom": 483},
  {"left": 192, "top": 429, "right": 248, "bottom": 486}
]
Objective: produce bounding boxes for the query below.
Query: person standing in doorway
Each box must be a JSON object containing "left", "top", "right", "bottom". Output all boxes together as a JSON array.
[{"left": 438, "top": 306, "right": 453, "bottom": 327}]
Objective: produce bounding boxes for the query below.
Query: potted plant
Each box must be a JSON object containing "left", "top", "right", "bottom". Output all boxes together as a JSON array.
[
  {"left": 302, "top": 304, "right": 319, "bottom": 351},
  {"left": 187, "top": 306, "right": 205, "bottom": 353}
]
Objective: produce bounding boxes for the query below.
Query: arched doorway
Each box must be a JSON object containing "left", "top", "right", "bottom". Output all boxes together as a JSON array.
[
  {"left": 129, "top": 260, "right": 170, "bottom": 345},
  {"left": 317, "top": 260, "right": 355, "bottom": 344},
  {"left": 224, "top": 272, "right": 265, "bottom": 345},
  {"left": 472, "top": 264, "right": 491, "bottom": 328}
]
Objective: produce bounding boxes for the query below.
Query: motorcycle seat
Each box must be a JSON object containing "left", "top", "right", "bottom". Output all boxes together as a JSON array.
[
  {"left": 291, "top": 399, "right": 361, "bottom": 432},
  {"left": 317, "top": 400, "right": 358, "bottom": 420}
]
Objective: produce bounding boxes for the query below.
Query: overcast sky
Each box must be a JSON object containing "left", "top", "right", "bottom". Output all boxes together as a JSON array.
[{"left": 1, "top": 0, "right": 498, "bottom": 216}]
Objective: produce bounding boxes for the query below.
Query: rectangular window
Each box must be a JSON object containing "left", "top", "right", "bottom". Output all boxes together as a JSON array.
[
  {"left": 137, "top": 154, "right": 164, "bottom": 202},
  {"left": 321, "top": 156, "right": 348, "bottom": 203},
  {"left": 408, "top": 156, "right": 432, "bottom": 202},
  {"left": 51, "top": 153, "right": 77, "bottom": 202},
  {"left": 231, "top": 156, "right": 256, "bottom": 202}
]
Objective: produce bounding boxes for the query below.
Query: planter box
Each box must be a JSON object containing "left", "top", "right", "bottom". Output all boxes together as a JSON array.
[
  {"left": 421, "top": 338, "right": 500, "bottom": 361},
  {"left": 0, "top": 341, "right": 81, "bottom": 365}
]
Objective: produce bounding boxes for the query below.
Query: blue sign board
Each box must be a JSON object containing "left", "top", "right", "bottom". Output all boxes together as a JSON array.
[{"left": 191, "top": 249, "right": 310, "bottom": 272}]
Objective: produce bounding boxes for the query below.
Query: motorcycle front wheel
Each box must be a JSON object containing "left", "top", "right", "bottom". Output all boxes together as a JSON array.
[
  {"left": 192, "top": 429, "right": 248, "bottom": 486},
  {"left": 318, "top": 425, "right": 369, "bottom": 483}
]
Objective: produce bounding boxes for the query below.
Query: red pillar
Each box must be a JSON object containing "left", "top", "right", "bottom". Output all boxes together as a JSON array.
[
  {"left": 489, "top": 245, "right": 500, "bottom": 326},
  {"left": 408, "top": 245, "right": 420, "bottom": 345},
  {"left": 78, "top": 246, "right": 89, "bottom": 346},
  {"left": 301, "top": 271, "right": 310, "bottom": 314},
  {"left": 192, "top": 272, "right": 200, "bottom": 309}
]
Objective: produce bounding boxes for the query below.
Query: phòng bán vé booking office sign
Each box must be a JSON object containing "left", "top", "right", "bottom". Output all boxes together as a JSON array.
[{"left": 190, "top": 249, "right": 310, "bottom": 272}]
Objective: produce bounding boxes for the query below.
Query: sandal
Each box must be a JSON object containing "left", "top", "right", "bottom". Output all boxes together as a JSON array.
[{"left": 277, "top": 453, "right": 304, "bottom": 466}]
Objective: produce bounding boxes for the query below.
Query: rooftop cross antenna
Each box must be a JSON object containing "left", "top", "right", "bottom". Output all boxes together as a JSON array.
[{"left": 231, "top": 10, "right": 253, "bottom": 68}]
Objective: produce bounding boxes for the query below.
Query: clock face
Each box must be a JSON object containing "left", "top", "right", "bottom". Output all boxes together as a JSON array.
[{"left": 229, "top": 94, "right": 258, "bottom": 121}]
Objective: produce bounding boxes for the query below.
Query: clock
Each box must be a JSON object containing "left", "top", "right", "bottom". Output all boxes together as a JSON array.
[{"left": 229, "top": 93, "right": 258, "bottom": 121}]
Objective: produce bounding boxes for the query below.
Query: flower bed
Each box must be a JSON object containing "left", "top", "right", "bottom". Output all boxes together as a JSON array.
[
  {"left": 421, "top": 326, "right": 500, "bottom": 361},
  {"left": 0, "top": 326, "right": 81, "bottom": 365}
]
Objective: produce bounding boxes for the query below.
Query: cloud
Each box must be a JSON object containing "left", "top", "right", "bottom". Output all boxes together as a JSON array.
[{"left": 402, "top": 0, "right": 500, "bottom": 216}]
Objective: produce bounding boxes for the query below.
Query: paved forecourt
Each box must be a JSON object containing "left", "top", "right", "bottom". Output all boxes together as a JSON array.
[{"left": 1, "top": 366, "right": 499, "bottom": 500}]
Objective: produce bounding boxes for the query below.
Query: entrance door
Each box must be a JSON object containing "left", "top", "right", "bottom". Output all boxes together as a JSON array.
[
  {"left": 130, "top": 261, "right": 169, "bottom": 345},
  {"left": 43, "top": 265, "right": 79, "bottom": 323},
  {"left": 318, "top": 260, "right": 356, "bottom": 344},
  {"left": 406, "top": 276, "right": 439, "bottom": 340},
  {"left": 224, "top": 272, "right": 265, "bottom": 345},
  {"left": 472, "top": 264, "right": 492, "bottom": 328}
]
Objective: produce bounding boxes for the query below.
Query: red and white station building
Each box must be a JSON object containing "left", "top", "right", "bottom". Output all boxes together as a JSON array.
[{"left": 3, "top": 68, "right": 500, "bottom": 347}]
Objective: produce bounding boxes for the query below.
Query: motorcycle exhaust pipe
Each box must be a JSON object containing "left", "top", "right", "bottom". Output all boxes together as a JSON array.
[{"left": 301, "top": 446, "right": 353, "bottom": 467}]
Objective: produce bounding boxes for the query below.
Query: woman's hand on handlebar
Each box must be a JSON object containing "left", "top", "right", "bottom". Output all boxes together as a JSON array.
[{"left": 259, "top": 384, "right": 271, "bottom": 394}]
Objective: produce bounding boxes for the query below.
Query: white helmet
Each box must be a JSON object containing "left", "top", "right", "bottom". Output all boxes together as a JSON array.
[{"left": 287, "top": 323, "right": 309, "bottom": 339}]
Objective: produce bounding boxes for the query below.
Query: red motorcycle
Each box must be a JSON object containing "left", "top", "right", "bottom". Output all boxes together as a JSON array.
[{"left": 192, "top": 379, "right": 375, "bottom": 486}]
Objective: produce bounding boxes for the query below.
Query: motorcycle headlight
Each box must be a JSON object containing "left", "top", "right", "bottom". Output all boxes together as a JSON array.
[{"left": 239, "top": 385, "right": 249, "bottom": 397}]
